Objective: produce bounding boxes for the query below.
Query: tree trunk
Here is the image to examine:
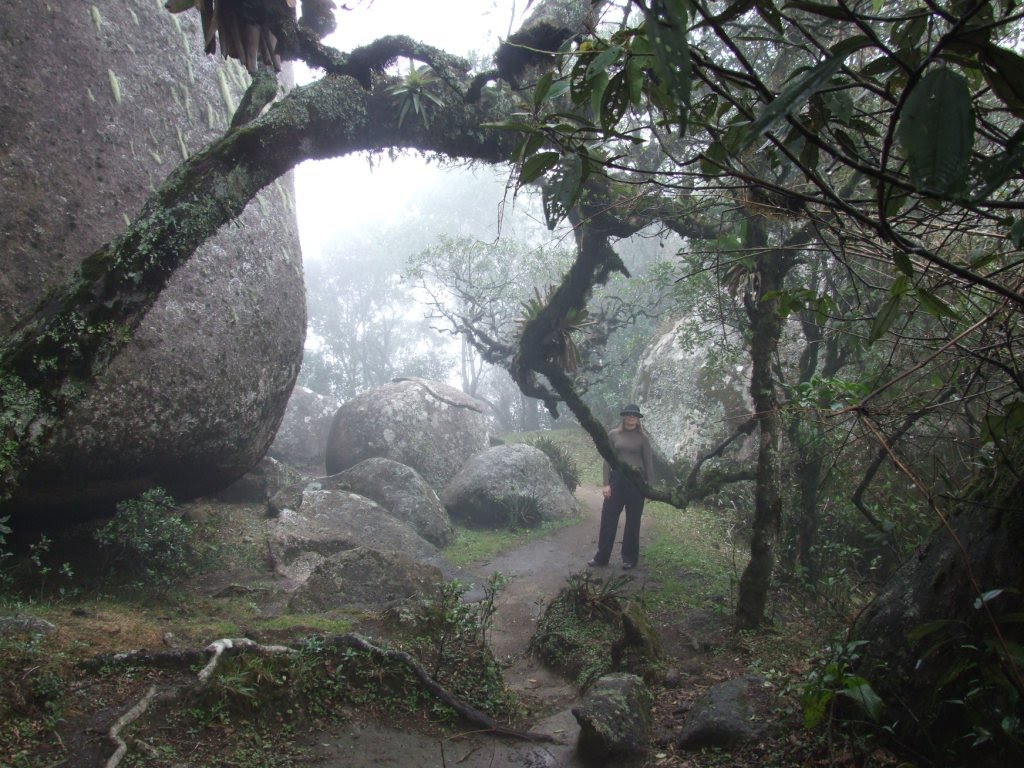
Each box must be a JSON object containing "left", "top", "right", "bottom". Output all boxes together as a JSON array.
[{"left": 735, "top": 217, "right": 788, "bottom": 630}]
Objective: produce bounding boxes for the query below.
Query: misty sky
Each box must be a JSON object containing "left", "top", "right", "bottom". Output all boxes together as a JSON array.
[{"left": 294, "top": 0, "right": 527, "bottom": 259}]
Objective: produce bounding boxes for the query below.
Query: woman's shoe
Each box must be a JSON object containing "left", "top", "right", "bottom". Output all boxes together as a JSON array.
[
  {"left": 621, "top": 561, "right": 636, "bottom": 570},
  {"left": 588, "top": 558, "right": 607, "bottom": 567}
]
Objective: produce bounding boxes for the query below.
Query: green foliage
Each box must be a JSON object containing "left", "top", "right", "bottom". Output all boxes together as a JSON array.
[
  {"left": 0, "top": 631, "right": 71, "bottom": 761},
  {"left": 528, "top": 435, "right": 581, "bottom": 492},
  {"left": 391, "top": 576, "right": 519, "bottom": 719},
  {"left": 386, "top": 62, "right": 445, "bottom": 128},
  {"left": 92, "top": 487, "right": 198, "bottom": 591},
  {"left": 0, "top": 516, "right": 12, "bottom": 594},
  {"left": 0, "top": 373, "right": 42, "bottom": 504},
  {"left": 898, "top": 68, "right": 975, "bottom": 196},
  {"left": 899, "top": 602, "right": 1024, "bottom": 763},
  {"left": 641, "top": 500, "right": 743, "bottom": 611},
  {"left": 516, "top": 285, "right": 595, "bottom": 372},
  {"left": 444, "top": 516, "right": 577, "bottom": 567},
  {"left": 531, "top": 570, "right": 659, "bottom": 690},
  {"left": 802, "top": 640, "right": 885, "bottom": 729}
]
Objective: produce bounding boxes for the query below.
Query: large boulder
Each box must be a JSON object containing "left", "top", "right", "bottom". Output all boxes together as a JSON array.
[
  {"left": 633, "top": 318, "right": 753, "bottom": 465},
  {"left": 288, "top": 548, "right": 443, "bottom": 612},
  {"left": 325, "top": 379, "right": 489, "bottom": 490},
  {"left": 267, "top": 489, "right": 438, "bottom": 582},
  {"left": 268, "top": 386, "right": 341, "bottom": 473},
  {"left": 333, "top": 458, "right": 454, "bottom": 547},
  {"left": 676, "top": 677, "right": 766, "bottom": 751},
  {"left": 269, "top": 462, "right": 453, "bottom": 547},
  {"left": 441, "top": 444, "right": 580, "bottom": 528},
  {"left": 572, "top": 673, "right": 653, "bottom": 761},
  {"left": 0, "top": 0, "right": 305, "bottom": 526}
]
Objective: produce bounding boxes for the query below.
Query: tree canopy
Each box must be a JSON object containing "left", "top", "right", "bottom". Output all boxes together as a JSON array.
[{"left": 2, "top": 3, "right": 1024, "bottom": 760}]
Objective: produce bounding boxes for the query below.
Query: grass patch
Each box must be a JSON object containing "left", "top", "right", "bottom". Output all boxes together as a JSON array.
[
  {"left": 252, "top": 614, "right": 353, "bottom": 635},
  {"left": 444, "top": 517, "right": 579, "bottom": 568},
  {"left": 641, "top": 500, "right": 747, "bottom": 612}
]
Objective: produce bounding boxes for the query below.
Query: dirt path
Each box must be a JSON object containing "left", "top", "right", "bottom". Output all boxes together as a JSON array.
[{"left": 306, "top": 485, "right": 651, "bottom": 768}]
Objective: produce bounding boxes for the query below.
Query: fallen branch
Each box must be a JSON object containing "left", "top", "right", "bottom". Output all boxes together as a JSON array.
[{"left": 322, "top": 633, "right": 558, "bottom": 743}]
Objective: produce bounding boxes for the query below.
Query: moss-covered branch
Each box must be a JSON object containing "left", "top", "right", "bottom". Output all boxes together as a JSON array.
[{"left": 0, "top": 59, "right": 519, "bottom": 502}]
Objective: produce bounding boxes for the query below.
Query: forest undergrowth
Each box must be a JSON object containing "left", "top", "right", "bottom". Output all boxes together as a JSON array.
[{"left": 0, "top": 428, "right": 900, "bottom": 768}]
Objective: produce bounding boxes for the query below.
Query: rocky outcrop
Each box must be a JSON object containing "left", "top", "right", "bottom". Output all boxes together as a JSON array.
[
  {"left": 268, "top": 386, "right": 341, "bottom": 473},
  {"left": 0, "top": 0, "right": 305, "bottom": 526},
  {"left": 215, "top": 457, "right": 307, "bottom": 505},
  {"left": 269, "top": 462, "right": 453, "bottom": 547},
  {"left": 288, "top": 548, "right": 443, "bottom": 612},
  {"left": 441, "top": 444, "right": 580, "bottom": 528},
  {"left": 267, "top": 489, "right": 438, "bottom": 582},
  {"left": 573, "top": 673, "right": 653, "bottom": 761},
  {"left": 332, "top": 458, "right": 454, "bottom": 547},
  {"left": 676, "top": 677, "right": 766, "bottom": 751},
  {"left": 325, "top": 379, "right": 489, "bottom": 490},
  {"left": 633, "top": 318, "right": 753, "bottom": 465}
]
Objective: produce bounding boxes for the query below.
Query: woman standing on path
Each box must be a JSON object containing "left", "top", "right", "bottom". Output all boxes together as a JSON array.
[{"left": 589, "top": 404, "right": 654, "bottom": 570}]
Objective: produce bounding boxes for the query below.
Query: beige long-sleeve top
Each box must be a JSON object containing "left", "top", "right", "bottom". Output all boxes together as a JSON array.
[{"left": 602, "top": 426, "right": 654, "bottom": 485}]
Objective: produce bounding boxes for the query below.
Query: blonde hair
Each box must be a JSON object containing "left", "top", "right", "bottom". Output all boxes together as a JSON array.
[{"left": 620, "top": 416, "right": 646, "bottom": 435}]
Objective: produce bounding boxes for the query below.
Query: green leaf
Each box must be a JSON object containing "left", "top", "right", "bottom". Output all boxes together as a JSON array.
[
  {"left": 915, "top": 288, "right": 959, "bottom": 320},
  {"left": 534, "top": 71, "right": 554, "bottom": 107},
  {"left": 861, "top": 56, "right": 899, "bottom": 79},
  {"left": 542, "top": 152, "right": 585, "bottom": 229},
  {"left": 601, "top": 70, "right": 631, "bottom": 131},
  {"left": 868, "top": 294, "right": 902, "bottom": 344},
  {"left": 519, "top": 151, "right": 559, "bottom": 186},
  {"left": 589, "top": 70, "right": 610, "bottom": 123},
  {"left": 906, "top": 619, "right": 957, "bottom": 643},
  {"left": 586, "top": 45, "right": 623, "bottom": 81},
  {"left": 644, "top": 0, "right": 691, "bottom": 133},
  {"left": 738, "top": 52, "right": 848, "bottom": 151},
  {"left": 980, "top": 45, "right": 1024, "bottom": 118},
  {"left": 893, "top": 251, "right": 913, "bottom": 277},
  {"left": 786, "top": 1, "right": 853, "bottom": 20},
  {"left": 754, "top": 0, "right": 784, "bottom": 34},
  {"left": 626, "top": 55, "right": 646, "bottom": 107},
  {"left": 1010, "top": 219, "right": 1024, "bottom": 248},
  {"left": 897, "top": 68, "right": 975, "bottom": 196},
  {"left": 481, "top": 119, "right": 543, "bottom": 134},
  {"left": 836, "top": 682, "right": 885, "bottom": 723}
]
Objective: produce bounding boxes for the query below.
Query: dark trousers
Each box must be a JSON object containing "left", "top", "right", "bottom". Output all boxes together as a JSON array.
[{"left": 594, "top": 473, "right": 645, "bottom": 565}]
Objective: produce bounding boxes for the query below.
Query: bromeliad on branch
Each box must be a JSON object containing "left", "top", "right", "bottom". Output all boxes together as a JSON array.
[{"left": 517, "top": 286, "right": 594, "bottom": 373}]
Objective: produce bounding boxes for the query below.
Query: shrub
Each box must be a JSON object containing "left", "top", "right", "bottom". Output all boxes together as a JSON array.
[
  {"left": 92, "top": 488, "right": 197, "bottom": 591},
  {"left": 529, "top": 436, "right": 580, "bottom": 492}
]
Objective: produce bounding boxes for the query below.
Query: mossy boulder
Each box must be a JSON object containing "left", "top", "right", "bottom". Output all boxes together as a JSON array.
[
  {"left": 1, "top": 0, "right": 305, "bottom": 526},
  {"left": 572, "top": 673, "right": 653, "bottom": 761},
  {"left": 530, "top": 573, "right": 661, "bottom": 690}
]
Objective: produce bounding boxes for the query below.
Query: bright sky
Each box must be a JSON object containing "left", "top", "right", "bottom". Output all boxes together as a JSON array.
[{"left": 293, "top": 0, "right": 526, "bottom": 259}]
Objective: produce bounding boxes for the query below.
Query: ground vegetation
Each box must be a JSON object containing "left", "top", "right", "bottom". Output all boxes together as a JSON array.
[{"left": 1, "top": 2, "right": 1023, "bottom": 765}]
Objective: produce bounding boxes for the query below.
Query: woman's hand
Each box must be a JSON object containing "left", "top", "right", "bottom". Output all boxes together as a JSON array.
[{"left": 602, "top": 485, "right": 612, "bottom": 499}]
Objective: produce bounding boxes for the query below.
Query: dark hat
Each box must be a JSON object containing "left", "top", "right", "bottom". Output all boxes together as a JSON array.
[{"left": 620, "top": 404, "right": 643, "bottom": 418}]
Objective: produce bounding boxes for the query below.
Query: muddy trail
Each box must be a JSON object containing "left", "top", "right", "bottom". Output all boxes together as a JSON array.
[{"left": 303, "top": 485, "right": 657, "bottom": 768}]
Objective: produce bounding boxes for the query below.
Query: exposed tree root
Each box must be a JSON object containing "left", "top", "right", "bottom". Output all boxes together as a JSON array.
[
  {"left": 95, "top": 632, "right": 555, "bottom": 766},
  {"left": 104, "top": 685, "right": 160, "bottom": 768}
]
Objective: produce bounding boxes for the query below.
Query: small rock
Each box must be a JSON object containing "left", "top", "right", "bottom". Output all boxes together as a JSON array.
[{"left": 0, "top": 615, "right": 57, "bottom": 636}]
